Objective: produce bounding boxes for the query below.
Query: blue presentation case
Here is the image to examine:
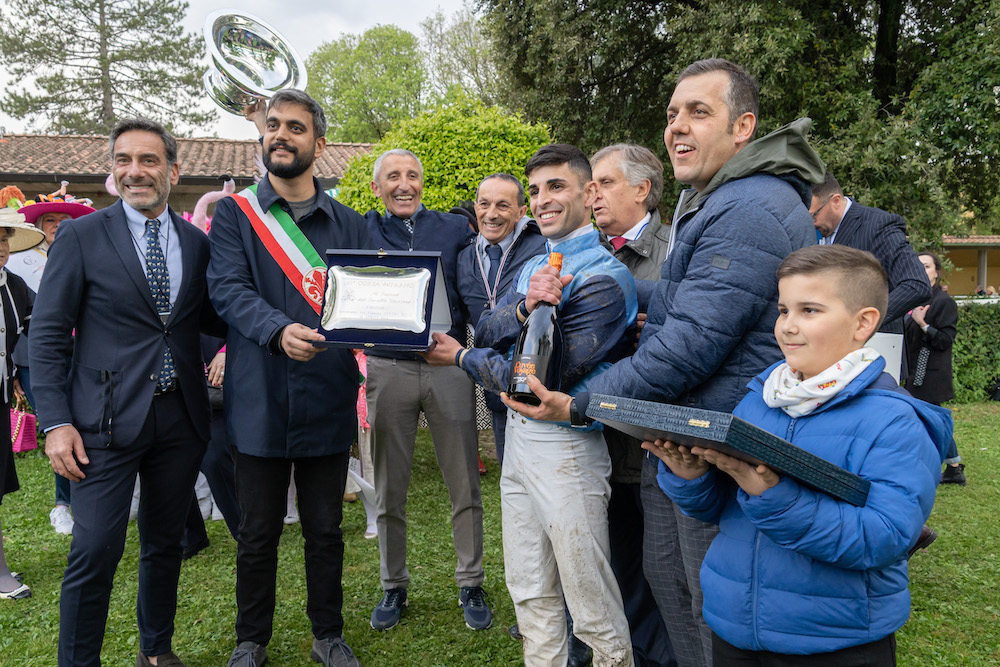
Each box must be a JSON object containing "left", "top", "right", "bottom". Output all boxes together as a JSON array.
[{"left": 315, "top": 249, "right": 452, "bottom": 351}]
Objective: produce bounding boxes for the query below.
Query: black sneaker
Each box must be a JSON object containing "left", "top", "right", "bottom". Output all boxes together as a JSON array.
[
  {"left": 941, "top": 463, "right": 967, "bottom": 486},
  {"left": 371, "top": 588, "right": 408, "bottom": 630},
  {"left": 311, "top": 636, "right": 361, "bottom": 667},
  {"left": 227, "top": 641, "right": 267, "bottom": 667},
  {"left": 459, "top": 586, "right": 493, "bottom": 630}
]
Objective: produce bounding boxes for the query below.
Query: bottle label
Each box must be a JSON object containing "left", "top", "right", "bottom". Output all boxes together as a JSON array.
[{"left": 511, "top": 354, "right": 548, "bottom": 384}]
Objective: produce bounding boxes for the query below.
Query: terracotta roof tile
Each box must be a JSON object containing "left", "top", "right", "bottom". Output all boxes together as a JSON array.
[
  {"left": 942, "top": 235, "right": 1000, "bottom": 246},
  {"left": 0, "top": 133, "right": 373, "bottom": 181}
]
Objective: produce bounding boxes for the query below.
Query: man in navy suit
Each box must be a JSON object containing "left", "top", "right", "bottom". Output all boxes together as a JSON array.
[
  {"left": 456, "top": 173, "right": 546, "bottom": 465},
  {"left": 208, "top": 90, "right": 368, "bottom": 667},
  {"left": 31, "top": 118, "right": 222, "bottom": 667},
  {"left": 809, "top": 171, "right": 930, "bottom": 378}
]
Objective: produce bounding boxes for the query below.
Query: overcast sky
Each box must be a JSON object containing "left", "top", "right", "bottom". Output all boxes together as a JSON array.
[{"left": 0, "top": 0, "right": 464, "bottom": 140}]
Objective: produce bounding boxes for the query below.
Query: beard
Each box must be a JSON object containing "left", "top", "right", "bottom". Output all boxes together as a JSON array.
[{"left": 263, "top": 142, "right": 314, "bottom": 179}]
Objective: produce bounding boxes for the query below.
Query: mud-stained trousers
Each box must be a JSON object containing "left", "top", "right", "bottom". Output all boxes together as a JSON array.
[{"left": 502, "top": 413, "right": 634, "bottom": 667}]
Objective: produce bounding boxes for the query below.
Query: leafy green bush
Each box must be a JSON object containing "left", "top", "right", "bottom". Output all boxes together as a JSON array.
[
  {"left": 337, "top": 97, "right": 551, "bottom": 214},
  {"left": 953, "top": 300, "right": 1000, "bottom": 402}
]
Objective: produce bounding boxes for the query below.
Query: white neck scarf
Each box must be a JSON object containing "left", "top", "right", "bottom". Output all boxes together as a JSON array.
[{"left": 763, "top": 347, "right": 880, "bottom": 417}]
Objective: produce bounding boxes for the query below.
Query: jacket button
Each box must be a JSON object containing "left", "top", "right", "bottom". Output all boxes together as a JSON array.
[{"left": 149, "top": 374, "right": 156, "bottom": 381}]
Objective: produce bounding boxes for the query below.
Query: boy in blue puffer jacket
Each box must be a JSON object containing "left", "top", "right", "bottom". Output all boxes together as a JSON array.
[{"left": 644, "top": 244, "right": 950, "bottom": 666}]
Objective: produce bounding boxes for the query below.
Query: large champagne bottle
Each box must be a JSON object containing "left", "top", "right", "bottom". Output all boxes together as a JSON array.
[{"left": 508, "top": 252, "right": 565, "bottom": 406}]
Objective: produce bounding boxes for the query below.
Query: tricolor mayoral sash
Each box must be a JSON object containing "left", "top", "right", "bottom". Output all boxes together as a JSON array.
[{"left": 230, "top": 185, "right": 334, "bottom": 315}]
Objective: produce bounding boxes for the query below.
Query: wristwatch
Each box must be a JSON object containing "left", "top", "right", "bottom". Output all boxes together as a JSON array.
[{"left": 569, "top": 397, "right": 592, "bottom": 427}]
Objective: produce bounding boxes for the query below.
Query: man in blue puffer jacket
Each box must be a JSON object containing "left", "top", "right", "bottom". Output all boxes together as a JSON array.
[
  {"left": 504, "top": 59, "right": 824, "bottom": 666},
  {"left": 646, "top": 245, "right": 949, "bottom": 664}
]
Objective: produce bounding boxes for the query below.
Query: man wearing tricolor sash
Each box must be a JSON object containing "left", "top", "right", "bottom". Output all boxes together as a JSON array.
[{"left": 207, "top": 90, "right": 368, "bottom": 667}]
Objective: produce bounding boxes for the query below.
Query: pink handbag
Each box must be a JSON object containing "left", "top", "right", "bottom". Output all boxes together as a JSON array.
[{"left": 10, "top": 395, "right": 38, "bottom": 453}]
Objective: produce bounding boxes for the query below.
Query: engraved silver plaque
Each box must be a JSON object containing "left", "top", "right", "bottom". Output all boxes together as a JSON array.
[{"left": 321, "top": 265, "right": 430, "bottom": 333}]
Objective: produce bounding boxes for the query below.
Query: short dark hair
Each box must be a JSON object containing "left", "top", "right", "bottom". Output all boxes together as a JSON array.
[
  {"left": 109, "top": 118, "right": 177, "bottom": 165},
  {"left": 811, "top": 171, "right": 843, "bottom": 200},
  {"left": 777, "top": 245, "right": 888, "bottom": 327},
  {"left": 525, "top": 143, "right": 592, "bottom": 186},
  {"left": 590, "top": 144, "right": 664, "bottom": 211},
  {"left": 677, "top": 59, "right": 759, "bottom": 139},
  {"left": 477, "top": 173, "right": 526, "bottom": 207},
  {"left": 268, "top": 89, "right": 328, "bottom": 139}
]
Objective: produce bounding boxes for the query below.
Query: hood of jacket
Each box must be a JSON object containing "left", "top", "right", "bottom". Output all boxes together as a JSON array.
[
  {"left": 748, "top": 356, "right": 954, "bottom": 462},
  {"left": 678, "top": 118, "right": 826, "bottom": 217}
]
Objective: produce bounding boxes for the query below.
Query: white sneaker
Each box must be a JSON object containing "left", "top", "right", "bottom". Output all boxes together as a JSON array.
[
  {"left": 50, "top": 505, "right": 74, "bottom": 535},
  {"left": 365, "top": 523, "right": 378, "bottom": 540},
  {"left": 283, "top": 509, "right": 299, "bottom": 525}
]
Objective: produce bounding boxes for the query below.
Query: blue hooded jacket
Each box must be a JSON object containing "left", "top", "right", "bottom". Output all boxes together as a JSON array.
[{"left": 656, "top": 356, "right": 951, "bottom": 655}]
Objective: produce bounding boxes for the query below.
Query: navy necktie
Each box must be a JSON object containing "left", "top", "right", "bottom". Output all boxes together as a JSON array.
[
  {"left": 145, "top": 217, "right": 175, "bottom": 392},
  {"left": 486, "top": 244, "right": 503, "bottom": 287}
]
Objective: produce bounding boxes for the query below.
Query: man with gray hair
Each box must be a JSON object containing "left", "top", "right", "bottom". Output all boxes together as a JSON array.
[
  {"left": 363, "top": 149, "right": 491, "bottom": 632},
  {"left": 591, "top": 144, "right": 675, "bottom": 666},
  {"left": 457, "top": 173, "right": 546, "bottom": 464}
]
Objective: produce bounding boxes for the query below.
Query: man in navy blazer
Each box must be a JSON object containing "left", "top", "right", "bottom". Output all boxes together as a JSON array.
[
  {"left": 456, "top": 173, "right": 546, "bottom": 465},
  {"left": 30, "top": 118, "right": 222, "bottom": 667},
  {"left": 810, "top": 171, "right": 930, "bottom": 378},
  {"left": 208, "top": 91, "right": 368, "bottom": 667}
]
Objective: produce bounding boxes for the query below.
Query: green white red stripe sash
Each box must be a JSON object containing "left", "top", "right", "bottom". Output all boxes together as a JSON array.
[{"left": 230, "top": 184, "right": 327, "bottom": 314}]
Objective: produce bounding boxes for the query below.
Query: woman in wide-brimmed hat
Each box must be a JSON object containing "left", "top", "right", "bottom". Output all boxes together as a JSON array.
[
  {"left": 0, "top": 206, "right": 44, "bottom": 601},
  {"left": 7, "top": 189, "right": 95, "bottom": 536}
]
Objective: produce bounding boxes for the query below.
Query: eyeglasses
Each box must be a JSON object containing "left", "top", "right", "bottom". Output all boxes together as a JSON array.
[{"left": 810, "top": 195, "right": 834, "bottom": 221}]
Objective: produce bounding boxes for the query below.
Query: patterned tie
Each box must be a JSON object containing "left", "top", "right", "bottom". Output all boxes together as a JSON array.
[
  {"left": 145, "top": 217, "right": 175, "bottom": 392},
  {"left": 403, "top": 219, "right": 413, "bottom": 235},
  {"left": 610, "top": 236, "right": 628, "bottom": 251},
  {"left": 486, "top": 244, "right": 503, "bottom": 287}
]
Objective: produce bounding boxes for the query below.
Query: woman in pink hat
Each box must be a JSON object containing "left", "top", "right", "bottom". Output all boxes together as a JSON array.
[
  {"left": 6, "top": 191, "right": 95, "bottom": 536},
  {"left": 0, "top": 206, "right": 45, "bottom": 600}
]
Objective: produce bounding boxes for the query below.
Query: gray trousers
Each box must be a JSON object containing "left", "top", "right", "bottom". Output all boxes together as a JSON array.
[
  {"left": 366, "top": 357, "right": 485, "bottom": 590},
  {"left": 641, "top": 453, "right": 718, "bottom": 667}
]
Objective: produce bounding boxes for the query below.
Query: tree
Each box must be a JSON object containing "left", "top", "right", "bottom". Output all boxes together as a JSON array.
[
  {"left": 336, "top": 97, "right": 550, "bottom": 214},
  {"left": 306, "top": 25, "right": 425, "bottom": 143},
  {"left": 0, "top": 0, "right": 213, "bottom": 134},
  {"left": 481, "top": 0, "right": 1000, "bottom": 244},
  {"left": 420, "top": 4, "right": 506, "bottom": 107}
]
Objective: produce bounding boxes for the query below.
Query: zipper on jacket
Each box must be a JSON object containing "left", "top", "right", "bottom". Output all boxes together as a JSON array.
[{"left": 751, "top": 529, "right": 761, "bottom": 649}]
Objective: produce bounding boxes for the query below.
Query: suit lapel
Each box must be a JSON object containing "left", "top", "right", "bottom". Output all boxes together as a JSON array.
[
  {"left": 104, "top": 201, "right": 159, "bottom": 317},
  {"left": 836, "top": 204, "right": 862, "bottom": 246}
]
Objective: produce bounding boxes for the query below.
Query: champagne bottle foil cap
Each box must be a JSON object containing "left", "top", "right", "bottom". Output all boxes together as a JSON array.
[{"left": 548, "top": 252, "right": 563, "bottom": 270}]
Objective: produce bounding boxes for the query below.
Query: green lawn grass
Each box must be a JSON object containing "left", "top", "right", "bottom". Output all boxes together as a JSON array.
[{"left": 1, "top": 402, "right": 998, "bottom": 665}]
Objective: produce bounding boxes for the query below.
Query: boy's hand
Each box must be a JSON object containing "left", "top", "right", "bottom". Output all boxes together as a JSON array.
[
  {"left": 696, "top": 447, "right": 779, "bottom": 495},
  {"left": 641, "top": 439, "right": 710, "bottom": 480}
]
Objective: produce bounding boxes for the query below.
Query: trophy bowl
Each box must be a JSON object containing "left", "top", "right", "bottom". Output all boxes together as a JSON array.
[{"left": 203, "top": 10, "right": 308, "bottom": 116}]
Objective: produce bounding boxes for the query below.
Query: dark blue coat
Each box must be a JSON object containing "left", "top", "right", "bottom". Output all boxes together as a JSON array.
[
  {"left": 30, "top": 201, "right": 221, "bottom": 448},
  {"left": 584, "top": 172, "right": 816, "bottom": 414},
  {"left": 832, "top": 202, "right": 931, "bottom": 334},
  {"left": 457, "top": 220, "right": 546, "bottom": 413},
  {"left": 657, "top": 358, "right": 950, "bottom": 654},
  {"left": 457, "top": 219, "right": 547, "bottom": 328},
  {"left": 364, "top": 206, "right": 475, "bottom": 360},
  {"left": 207, "top": 176, "right": 369, "bottom": 458}
]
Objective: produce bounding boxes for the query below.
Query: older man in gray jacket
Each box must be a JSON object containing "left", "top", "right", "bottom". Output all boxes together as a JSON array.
[{"left": 592, "top": 143, "right": 675, "bottom": 667}]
